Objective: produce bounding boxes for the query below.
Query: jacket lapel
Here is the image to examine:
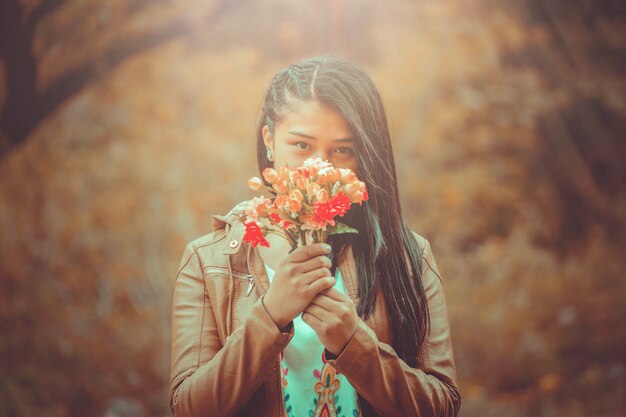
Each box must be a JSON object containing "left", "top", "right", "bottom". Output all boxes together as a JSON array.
[{"left": 337, "top": 244, "right": 360, "bottom": 305}]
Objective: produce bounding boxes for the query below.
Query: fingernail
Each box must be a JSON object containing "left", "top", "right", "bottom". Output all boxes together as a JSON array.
[{"left": 323, "top": 244, "right": 331, "bottom": 252}]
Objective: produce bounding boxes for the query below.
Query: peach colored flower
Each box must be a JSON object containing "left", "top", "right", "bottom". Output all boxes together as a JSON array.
[
  {"left": 290, "top": 189, "right": 304, "bottom": 202},
  {"left": 293, "top": 170, "right": 309, "bottom": 190},
  {"left": 342, "top": 182, "right": 358, "bottom": 201},
  {"left": 328, "top": 168, "right": 341, "bottom": 183},
  {"left": 316, "top": 166, "right": 338, "bottom": 185},
  {"left": 274, "top": 194, "right": 289, "bottom": 209},
  {"left": 274, "top": 179, "right": 290, "bottom": 194},
  {"left": 277, "top": 166, "right": 291, "bottom": 181},
  {"left": 299, "top": 213, "right": 325, "bottom": 231},
  {"left": 245, "top": 196, "right": 273, "bottom": 219},
  {"left": 287, "top": 198, "right": 302, "bottom": 213},
  {"left": 339, "top": 168, "right": 356, "bottom": 184},
  {"left": 306, "top": 182, "right": 321, "bottom": 197},
  {"left": 341, "top": 180, "right": 369, "bottom": 205},
  {"left": 262, "top": 168, "right": 278, "bottom": 184},
  {"left": 316, "top": 189, "right": 329, "bottom": 203},
  {"left": 248, "top": 176, "right": 263, "bottom": 191},
  {"left": 302, "top": 157, "right": 332, "bottom": 177}
]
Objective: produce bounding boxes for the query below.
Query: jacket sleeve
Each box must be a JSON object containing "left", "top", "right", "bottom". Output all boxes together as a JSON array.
[
  {"left": 323, "top": 237, "right": 461, "bottom": 417},
  {"left": 168, "top": 241, "right": 295, "bottom": 417}
]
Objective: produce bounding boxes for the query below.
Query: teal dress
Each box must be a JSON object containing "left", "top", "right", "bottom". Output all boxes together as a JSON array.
[{"left": 264, "top": 264, "right": 361, "bottom": 417}]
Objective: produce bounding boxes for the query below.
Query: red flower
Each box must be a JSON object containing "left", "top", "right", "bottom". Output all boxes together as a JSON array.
[
  {"left": 243, "top": 221, "right": 269, "bottom": 248},
  {"left": 313, "top": 200, "right": 338, "bottom": 227},
  {"left": 296, "top": 166, "right": 311, "bottom": 179},
  {"left": 269, "top": 212, "right": 294, "bottom": 230},
  {"left": 269, "top": 212, "right": 281, "bottom": 224},
  {"left": 330, "top": 191, "right": 351, "bottom": 217}
]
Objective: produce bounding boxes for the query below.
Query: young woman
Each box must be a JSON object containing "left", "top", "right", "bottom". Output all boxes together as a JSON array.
[{"left": 169, "top": 55, "right": 461, "bottom": 417}]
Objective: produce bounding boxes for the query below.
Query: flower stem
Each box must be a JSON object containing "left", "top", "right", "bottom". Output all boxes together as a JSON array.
[{"left": 300, "top": 229, "right": 307, "bottom": 247}]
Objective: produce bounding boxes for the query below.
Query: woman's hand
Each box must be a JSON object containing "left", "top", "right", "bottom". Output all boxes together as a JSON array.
[
  {"left": 263, "top": 243, "right": 336, "bottom": 330},
  {"left": 302, "top": 286, "right": 359, "bottom": 356}
]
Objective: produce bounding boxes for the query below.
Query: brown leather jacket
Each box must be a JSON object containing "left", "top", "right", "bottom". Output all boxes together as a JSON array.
[{"left": 168, "top": 200, "right": 461, "bottom": 417}]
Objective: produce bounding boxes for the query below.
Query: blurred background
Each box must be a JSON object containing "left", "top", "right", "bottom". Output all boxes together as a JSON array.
[{"left": 1, "top": 0, "right": 625, "bottom": 416}]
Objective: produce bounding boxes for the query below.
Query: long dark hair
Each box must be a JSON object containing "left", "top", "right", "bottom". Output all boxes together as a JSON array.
[{"left": 255, "top": 54, "right": 430, "bottom": 370}]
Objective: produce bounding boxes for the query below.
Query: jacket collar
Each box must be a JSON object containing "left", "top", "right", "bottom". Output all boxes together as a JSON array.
[{"left": 211, "top": 200, "right": 251, "bottom": 256}]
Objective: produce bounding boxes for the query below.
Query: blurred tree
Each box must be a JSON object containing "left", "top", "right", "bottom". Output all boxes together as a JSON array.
[{"left": 0, "top": 0, "right": 243, "bottom": 156}]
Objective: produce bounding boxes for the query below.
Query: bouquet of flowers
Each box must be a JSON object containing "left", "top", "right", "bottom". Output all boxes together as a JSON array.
[{"left": 242, "top": 157, "right": 368, "bottom": 252}]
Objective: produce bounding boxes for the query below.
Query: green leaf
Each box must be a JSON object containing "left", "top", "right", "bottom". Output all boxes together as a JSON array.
[{"left": 326, "top": 222, "right": 359, "bottom": 237}]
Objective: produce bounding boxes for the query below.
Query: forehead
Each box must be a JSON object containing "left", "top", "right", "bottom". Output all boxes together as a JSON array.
[{"left": 275, "top": 100, "right": 352, "bottom": 139}]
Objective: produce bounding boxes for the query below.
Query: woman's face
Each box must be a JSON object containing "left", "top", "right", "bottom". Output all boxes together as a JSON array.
[{"left": 262, "top": 100, "right": 358, "bottom": 175}]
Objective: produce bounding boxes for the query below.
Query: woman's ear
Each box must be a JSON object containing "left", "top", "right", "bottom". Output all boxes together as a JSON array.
[{"left": 262, "top": 124, "right": 273, "bottom": 150}]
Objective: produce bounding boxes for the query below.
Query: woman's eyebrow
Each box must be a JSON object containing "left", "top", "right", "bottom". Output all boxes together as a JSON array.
[{"left": 287, "top": 131, "right": 353, "bottom": 142}]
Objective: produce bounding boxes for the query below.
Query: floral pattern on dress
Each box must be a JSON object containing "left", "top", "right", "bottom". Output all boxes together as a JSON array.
[
  {"left": 266, "top": 263, "right": 360, "bottom": 417},
  {"left": 280, "top": 351, "right": 360, "bottom": 417}
]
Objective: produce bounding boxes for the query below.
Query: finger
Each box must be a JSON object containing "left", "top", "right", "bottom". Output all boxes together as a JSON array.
[
  {"left": 320, "top": 286, "right": 349, "bottom": 302},
  {"left": 306, "top": 275, "right": 336, "bottom": 297},
  {"left": 302, "top": 305, "right": 326, "bottom": 324},
  {"left": 288, "top": 243, "right": 331, "bottom": 263},
  {"left": 302, "top": 311, "right": 323, "bottom": 333},
  {"left": 293, "top": 254, "right": 332, "bottom": 274},
  {"left": 303, "top": 304, "right": 333, "bottom": 322},
  {"left": 300, "top": 267, "right": 333, "bottom": 286},
  {"left": 310, "top": 293, "right": 343, "bottom": 310}
]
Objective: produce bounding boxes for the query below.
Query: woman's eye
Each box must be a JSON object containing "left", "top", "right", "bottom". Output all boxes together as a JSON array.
[
  {"left": 295, "top": 142, "right": 310, "bottom": 151},
  {"left": 335, "top": 147, "right": 354, "bottom": 155}
]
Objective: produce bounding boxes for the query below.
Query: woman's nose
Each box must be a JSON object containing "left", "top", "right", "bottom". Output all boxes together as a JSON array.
[{"left": 314, "top": 149, "right": 332, "bottom": 161}]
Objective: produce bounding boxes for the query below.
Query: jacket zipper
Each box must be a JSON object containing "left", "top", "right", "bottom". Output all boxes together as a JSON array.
[
  {"left": 245, "top": 275, "right": 255, "bottom": 296},
  {"left": 204, "top": 267, "right": 255, "bottom": 297},
  {"left": 206, "top": 265, "right": 272, "bottom": 414},
  {"left": 247, "top": 247, "right": 281, "bottom": 416}
]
